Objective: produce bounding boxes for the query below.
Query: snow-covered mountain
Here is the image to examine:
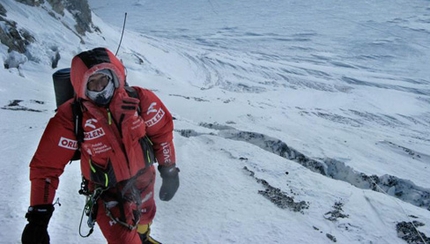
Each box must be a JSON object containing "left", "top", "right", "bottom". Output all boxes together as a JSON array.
[{"left": 1, "top": 0, "right": 429, "bottom": 243}]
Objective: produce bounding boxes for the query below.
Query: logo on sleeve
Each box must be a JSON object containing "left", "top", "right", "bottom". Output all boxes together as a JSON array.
[
  {"left": 147, "top": 102, "right": 157, "bottom": 115},
  {"left": 145, "top": 108, "right": 165, "bottom": 127},
  {"left": 161, "top": 142, "right": 172, "bottom": 164},
  {"left": 58, "top": 137, "right": 78, "bottom": 150}
]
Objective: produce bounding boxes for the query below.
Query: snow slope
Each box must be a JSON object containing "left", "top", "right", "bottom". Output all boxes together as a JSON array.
[{"left": 1, "top": 0, "right": 430, "bottom": 243}]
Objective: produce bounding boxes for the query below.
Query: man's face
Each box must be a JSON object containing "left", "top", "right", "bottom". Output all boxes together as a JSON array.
[{"left": 87, "top": 73, "right": 110, "bottom": 92}]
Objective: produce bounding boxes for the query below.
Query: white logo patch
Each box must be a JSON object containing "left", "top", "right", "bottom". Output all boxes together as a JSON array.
[
  {"left": 161, "top": 142, "right": 172, "bottom": 164},
  {"left": 145, "top": 109, "right": 165, "bottom": 127},
  {"left": 147, "top": 102, "right": 157, "bottom": 115},
  {"left": 84, "top": 118, "right": 98, "bottom": 129},
  {"left": 84, "top": 128, "right": 106, "bottom": 140},
  {"left": 58, "top": 137, "right": 78, "bottom": 150}
]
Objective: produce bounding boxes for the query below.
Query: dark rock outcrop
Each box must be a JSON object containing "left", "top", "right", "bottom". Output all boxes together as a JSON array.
[{"left": 0, "top": 0, "right": 93, "bottom": 68}]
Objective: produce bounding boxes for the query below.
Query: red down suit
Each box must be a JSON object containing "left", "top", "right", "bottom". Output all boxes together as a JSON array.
[{"left": 28, "top": 48, "right": 176, "bottom": 228}]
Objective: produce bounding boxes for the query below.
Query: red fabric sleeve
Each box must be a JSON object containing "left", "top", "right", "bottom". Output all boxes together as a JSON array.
[
  {"left": 136, "top": 88, "right": 176, "bottom": 167},
  {"left": 29, "top": 103, "right": 77, "bottom": 205}
]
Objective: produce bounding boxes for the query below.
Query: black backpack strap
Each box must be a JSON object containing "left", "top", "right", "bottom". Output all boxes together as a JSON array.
[
  {"left": 124, "top": 86, "right": 141, "bottom": 115},
  {"left": 124, "top": 86, "right": 155, "bottom": 167},
  {"left": 71, "top": 99, "right": 83, "bottom": 160}
]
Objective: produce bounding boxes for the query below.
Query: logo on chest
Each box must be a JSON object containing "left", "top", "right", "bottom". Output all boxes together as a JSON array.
[
  {"left": 83, "top": 118, "right": 106, "bottom": 140},
  {"left": 85, "top": 118, "right": 98, "bottom": 129},
  {"left": 84, "top": 128, "right": 106, "bottom": 140}
]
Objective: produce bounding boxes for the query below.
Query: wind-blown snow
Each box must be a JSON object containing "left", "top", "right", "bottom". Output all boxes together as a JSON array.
[{"left": 1, "top": 0, "right": 430, "bottom": 243}]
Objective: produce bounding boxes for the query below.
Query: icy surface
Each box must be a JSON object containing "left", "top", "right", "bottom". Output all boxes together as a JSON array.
[{"left": 0, "top": 0, "right": 429, "bottom": 243}]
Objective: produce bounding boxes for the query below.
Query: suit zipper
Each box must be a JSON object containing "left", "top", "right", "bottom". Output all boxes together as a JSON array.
[{"left": 106, "top": 108, "right": 131, "bottom": 171}]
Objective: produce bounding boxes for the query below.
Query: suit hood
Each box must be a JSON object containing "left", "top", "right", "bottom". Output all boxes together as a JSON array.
[{"left": 70, "top": 47, "right": 126, "bottom": 100}]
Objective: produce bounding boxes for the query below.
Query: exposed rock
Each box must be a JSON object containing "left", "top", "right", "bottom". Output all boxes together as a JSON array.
[
  {"left": 324, "top": 201, "right": 349, "bottom": 222},
  {"left": 326, "top": 233, "right": 337, "bottom": 243},
  {"left": 0, "top": 1, "right": 90, "bottom": 36},
  {"left": 15, "top": 0, "right": 42, "bottom": 6},
  {"left": 243, "top": 166, "right": 310, "bottom": 213},
  {"left": 0, "top": 19, "right": 35, "bottom": 54},
  {"left": 0, "top": 0, "right": 94, "bottom": 69},
  {"left": 3, "top": 50, "right": 27, "bottom": 69},
  {"left": 180, "top": 123, "right": 430, "bottom": 211},
  {"left": 396, "top": 221, "right": 429, "bottom": 244},
  {"left": 47, "top": 0, "right": 65, "bottom": 15},
  {"left": 0, "top": 3, "right": 7, "bottom": 16},
  {"left": 64, "top": 1, "right": 92, "bottom": 35}
]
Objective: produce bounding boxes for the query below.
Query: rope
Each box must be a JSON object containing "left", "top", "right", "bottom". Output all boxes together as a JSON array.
[
  {"left": 369, "top": 178, "right": 428, "bottom": 244},
  {"left": 115, "top": 12, "right": 128, "bottom": 56}
]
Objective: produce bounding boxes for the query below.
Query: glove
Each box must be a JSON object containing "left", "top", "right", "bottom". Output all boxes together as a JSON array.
[
  {"left": 21, "top": 205, "right": 54, "bottom": 244},
  {"left": 114, "top": 95, "right": 146, "bottom": 141},
  {"left": 158, "top": 165, "right": 180, "bottom": 201}
]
